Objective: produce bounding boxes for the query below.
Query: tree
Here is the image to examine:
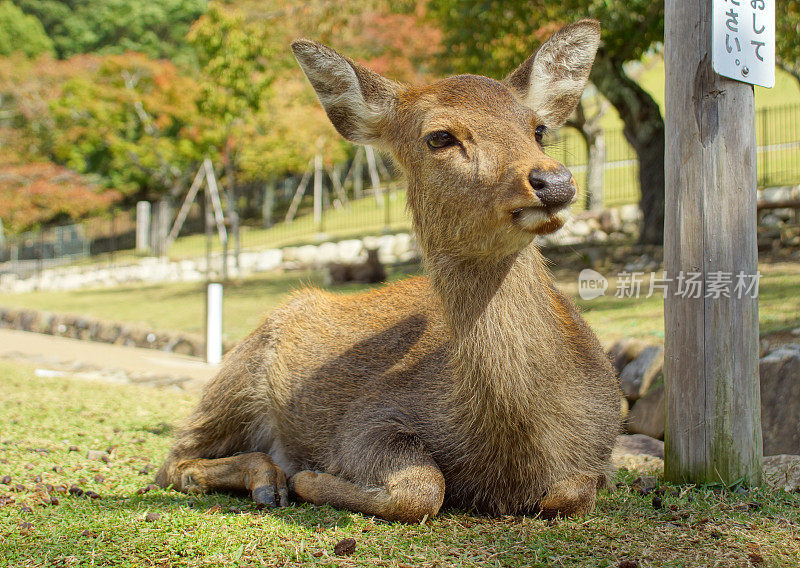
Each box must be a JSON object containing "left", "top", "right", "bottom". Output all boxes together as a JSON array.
[
  {"left": 429, "top": 0, "right": 666, "bottom": 244},
  {"left": 0, "top": 1, "right": 52, "bottom": 57},
  {"left": 47, "top": 53, "right": 213, "bottom": 201},
  {"left": 0, "top": 162, "right": 120, "bottom": 233},
  {"left": 13, "top": 0, "right": 206, "bottom": 63},
  {"left": 776, "top": 1, "right": 800, "bottom": 90},
  {"left": 0, "top": 52, "right": 213, "bottom": 202}
]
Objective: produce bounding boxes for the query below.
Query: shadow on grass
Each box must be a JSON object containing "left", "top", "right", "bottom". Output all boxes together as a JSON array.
[{"left": 83, "top": 490, "right": 359, "bottom": 531}]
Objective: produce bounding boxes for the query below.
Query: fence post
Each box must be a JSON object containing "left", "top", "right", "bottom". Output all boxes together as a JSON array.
[
  {"left": 135, "top": 201, "right": 151, "bottom": 253},
  {"left": 109, "top": 213, "right": 117, "bottom": 267},
  {"left": 314, "top": 153, "right": 323, "bottom": 234},
  {"left": 149, "top": 200, "right": 172, "bottom": 257},
  {"left": 760, "top": 108, "right": 768, "bottom": 188},
  {"left": 384, "top": 183, "right": 392, "bottom": 232},
  {"left": 262, "top": 180, "right": 276, "bottom": 228}
]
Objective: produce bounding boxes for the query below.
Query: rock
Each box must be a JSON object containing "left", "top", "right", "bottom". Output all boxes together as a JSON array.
[
  {"left": 589, "top": 230, "right": 609, "bottom": 243},
  {"left": 568, "top": 219, "right": 592, "bottom": 237},
  {"left": 627, "top": 384, "right": 665, "bottom": 440},
  {"left": 761, "top": 213, "right": 783, "bottom": 228},
  {"left": 761, "top": 185, "right": 798, "bottom": 203},
  {"left": 613, "top": 434, "right": 664, "bottom": 459},
  {"left": 618, "top": 204, "right": 641, "bottom": 223},
  {"left": 619, "top": 346, "right": 664, "bottom": 401},
  {"left": 607, "top": 338, "right": 648, "bottom": 375},
  {"left": 759, "top": 345, "right": 800, "bottom": 455},
  {"left": 762, "top": 454, "right": 800, "bottom": 492}
]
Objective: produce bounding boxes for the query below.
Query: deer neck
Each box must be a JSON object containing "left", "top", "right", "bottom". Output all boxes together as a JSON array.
[{"left": 426, "top": 244, "right": 566, "bottom": 421}]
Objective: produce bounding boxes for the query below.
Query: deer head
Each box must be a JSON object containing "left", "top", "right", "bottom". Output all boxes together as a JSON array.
[{"left": 293, "top": 20, "right": 600, "bottom": 259}]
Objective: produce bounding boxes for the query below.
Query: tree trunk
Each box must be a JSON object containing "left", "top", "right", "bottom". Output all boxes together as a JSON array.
[
  {"left": 568, "top": 102, "right": 606, "bottom": 211},
  {"left": 776, "top": 60, "right": 800, "bottom": 92},
  {"left": 591, "top": 54, "right": 665, "bottom": 244},
  {"left": 223, "top": 142, "right": 241, "bottom": 271}
]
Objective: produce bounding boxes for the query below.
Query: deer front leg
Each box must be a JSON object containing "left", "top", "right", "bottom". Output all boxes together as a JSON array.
[
  {"left": 166, "top": 452, "right": 289, "bottom": 507},
  {"left": 538, "top": 474, "right": 602, "bottom": 519},
  {"left": 289, "top": 459, "right": 445, "bottom": 523}
]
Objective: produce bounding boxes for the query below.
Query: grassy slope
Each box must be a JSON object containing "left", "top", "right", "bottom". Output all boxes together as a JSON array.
[
  {"left": 1, "top": 261, "right": 798, "bottom": 345},
  {"left": 1, "top": 361, "right": 799, "bottom": 567}
]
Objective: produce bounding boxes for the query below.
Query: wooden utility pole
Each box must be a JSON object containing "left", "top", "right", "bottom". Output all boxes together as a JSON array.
[{"left": 664, "top": 0, "right": 763, "bottom": 484}]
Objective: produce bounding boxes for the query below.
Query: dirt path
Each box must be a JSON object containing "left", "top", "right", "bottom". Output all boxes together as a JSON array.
[{"left": 0, "top": 328, "right": 218, "bottom": 390}]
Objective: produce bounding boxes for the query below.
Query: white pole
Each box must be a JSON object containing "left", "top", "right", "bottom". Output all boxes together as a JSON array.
[
  {"left": 135, "top": 201, "right": 151, "bottom": 252},
  {"left": 206, "top": 282, "right": 223, "bottom": 365}
]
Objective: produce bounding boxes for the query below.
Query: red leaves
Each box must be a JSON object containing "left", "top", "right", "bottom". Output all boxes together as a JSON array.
[{"left": 0, "top": 162, "right": 120, "bottom": 233}]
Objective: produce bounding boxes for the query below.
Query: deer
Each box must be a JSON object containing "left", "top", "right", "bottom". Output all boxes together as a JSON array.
[
  {"left": 156, "top": 19, "right": 621, "bottom": 522},
  {"left": 326, "top": 247, "right": 386, "bottom": 285}
]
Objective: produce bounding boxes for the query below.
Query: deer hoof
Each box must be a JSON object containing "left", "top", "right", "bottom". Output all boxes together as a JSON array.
[
  {"left": 246, "top": 463, "right": 289, "bottom": 508},
  {"left": 538, "top": 474, "right": 599, "bottom": 519}
]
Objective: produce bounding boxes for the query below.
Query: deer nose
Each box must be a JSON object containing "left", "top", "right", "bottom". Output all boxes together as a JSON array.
[{"left": 529, "top": 166, "right": 576, "bottom": 208}]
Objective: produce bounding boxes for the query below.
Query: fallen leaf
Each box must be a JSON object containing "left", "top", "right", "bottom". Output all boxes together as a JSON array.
[{"left": 334, "top": 538, "right": 356, "bottom": 556}]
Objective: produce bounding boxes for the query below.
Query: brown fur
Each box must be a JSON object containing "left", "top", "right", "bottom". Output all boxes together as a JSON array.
[{"left": 156, "top": 19, "right": 620, "bottom": 522}]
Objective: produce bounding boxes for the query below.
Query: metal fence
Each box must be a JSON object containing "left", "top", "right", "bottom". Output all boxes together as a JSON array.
[{"left": 2, "top": 103, "right": 798, "bottom": 277}]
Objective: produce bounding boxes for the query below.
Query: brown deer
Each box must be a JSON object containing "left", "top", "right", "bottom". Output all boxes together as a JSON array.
[
  {"left": 156, "top": 19, "right": 620, "bottom": 522},
  {"left": 326, "top": 247, "right": 386, "bottom": 285}
]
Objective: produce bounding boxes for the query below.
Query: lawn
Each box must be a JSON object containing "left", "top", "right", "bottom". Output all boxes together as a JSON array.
[
  {"left": 1, "top": 360, "right": 799, "bottom": 567},
  {"left": 2, "top": 260, "right": 798, "bottom": 347}
]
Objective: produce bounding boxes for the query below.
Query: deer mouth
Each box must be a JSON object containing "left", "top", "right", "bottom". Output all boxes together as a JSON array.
[{"left": 510, "top": 206, "right": 568, "bottom": 235}]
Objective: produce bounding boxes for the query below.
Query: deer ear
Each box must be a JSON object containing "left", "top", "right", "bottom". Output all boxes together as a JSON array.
[
  {"left": 504, "top": 19, "right": 600, "bottom": 129},
  {"left": 292, "top": 39, "right": 400, "bottom": 144}
]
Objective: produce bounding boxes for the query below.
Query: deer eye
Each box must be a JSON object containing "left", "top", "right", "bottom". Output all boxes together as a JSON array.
[
  {"left": 425, "top": 131, "right": 457, "bottom": 150},
  {"left": 534, "top": 125, "right": 548, "bottom": 145}
]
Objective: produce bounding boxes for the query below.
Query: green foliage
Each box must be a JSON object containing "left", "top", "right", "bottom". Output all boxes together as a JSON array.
[
  {"left": 47, "top": 53, "right": 214, "bottom": 200},
  {"left": 187, "top": 3, "right": 348, "bottom": 181},
  {"left": 12, "top": 0, "right": 207, "bottom": 63},
  {"left": 776, "top": 0, "right": 800, "bottom": 86},
  {"left": 0, "top": 0, "right": 52, "bottom": 57},
  {"left": 427, "top": 0, "right": 663, "bottom": 78}
]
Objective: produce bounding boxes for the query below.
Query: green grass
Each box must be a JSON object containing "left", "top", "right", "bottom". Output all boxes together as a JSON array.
[
  {"left": 1, "top": 361, "right": 799, "bottom": 567},
  {"left": 2, "top": 261, "right": 798, "bottom": 346},
  {"left": 0, "top": 266, "right": 418, "bottom": 343}
]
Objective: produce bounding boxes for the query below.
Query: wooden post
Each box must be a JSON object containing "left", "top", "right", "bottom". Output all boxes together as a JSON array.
[
  {"left": 313, "top": 153, "right": 323, "bottom": 233},
  {"left": 664, "top": 0, "right": 762, "bottom": 485}
]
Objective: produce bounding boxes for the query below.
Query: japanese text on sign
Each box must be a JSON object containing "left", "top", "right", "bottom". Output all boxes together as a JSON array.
[{"left": 712, "top": 0, "right": 775, "bottom": 88}]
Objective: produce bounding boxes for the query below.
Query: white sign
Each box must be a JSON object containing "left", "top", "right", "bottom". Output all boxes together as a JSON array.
[{"left": 712, "top": 0, "right": 775, "bottom": 88}]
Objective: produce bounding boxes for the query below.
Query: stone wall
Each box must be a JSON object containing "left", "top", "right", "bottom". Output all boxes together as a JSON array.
[{"left": 0, "top": 306, "right": 228, "bottom": 357}]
